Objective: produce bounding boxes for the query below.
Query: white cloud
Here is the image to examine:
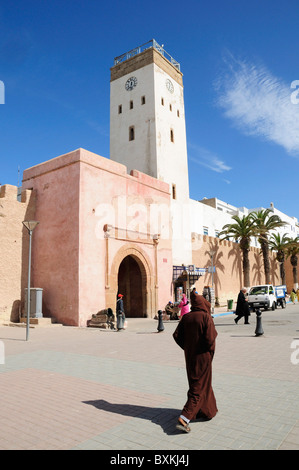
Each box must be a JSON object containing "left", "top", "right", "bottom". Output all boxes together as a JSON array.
[
  {"left": 216, "top": 53, "right": 299, "bottom": 156},
  {"left": 188, "top": 144, "right": 232, "bottom": 173}
]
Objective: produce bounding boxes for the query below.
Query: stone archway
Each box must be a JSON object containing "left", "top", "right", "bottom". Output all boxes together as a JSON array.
[{"left": 106, "top": 245, "right": 156, "bottom": 318}]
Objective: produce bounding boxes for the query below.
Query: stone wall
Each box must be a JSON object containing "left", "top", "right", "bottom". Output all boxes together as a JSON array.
[
  {"left": 191, "top": 234, "right": 294, "bottom": 306},
  {"left": 0, "top": 178, "right": 296, "bottom": 325},
  {"left": 0, "top": 185, "right": 36, "bottom": 323}
]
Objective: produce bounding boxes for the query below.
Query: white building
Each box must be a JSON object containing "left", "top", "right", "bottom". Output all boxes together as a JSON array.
[
  {"left": 192, "top": 197, "right": 299, "bottom": 247},
  {"left": 110, "top": 40, "right": 191, "bottom": 266},
  {"left": 110, "top": 40, "right": 298, "bottom": 268}
]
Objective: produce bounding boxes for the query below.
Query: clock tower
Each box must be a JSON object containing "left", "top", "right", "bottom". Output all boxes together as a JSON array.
[{"left": 110, "top": 40, "right": 191, "bottom": 264}]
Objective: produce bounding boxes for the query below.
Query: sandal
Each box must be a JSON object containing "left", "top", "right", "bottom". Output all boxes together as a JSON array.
[{"left": 176, "top": 417, "right": 191, "bottom": 433}]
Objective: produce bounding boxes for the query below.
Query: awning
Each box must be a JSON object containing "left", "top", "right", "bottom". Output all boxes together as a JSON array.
[{"left": 173, "top": 265, "right": 206, "bottom": 282}]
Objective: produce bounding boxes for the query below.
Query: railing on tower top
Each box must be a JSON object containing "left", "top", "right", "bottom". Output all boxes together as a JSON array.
[{"left": 113, "top": 39, "right": 181, "bottom": 71}]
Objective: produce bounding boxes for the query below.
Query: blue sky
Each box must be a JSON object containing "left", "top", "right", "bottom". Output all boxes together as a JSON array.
[{"left": 1, "top": 0, "right": 298, "bottom": 221}]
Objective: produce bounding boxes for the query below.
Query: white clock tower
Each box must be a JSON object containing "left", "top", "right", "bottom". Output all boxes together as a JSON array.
[{"left": 110, "top": 40, "right": 192, "bottom": 265}]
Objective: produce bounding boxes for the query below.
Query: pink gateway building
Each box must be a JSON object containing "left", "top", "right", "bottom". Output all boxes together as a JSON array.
[
  {"left": 22, "top": 148, "right": 173, "bottom": 326},
  {"left": 21, "top": 41, "right": 191, "bottom": 326},
  {"left": 3, "top": 40, "right": 289, "bottom": 327}
]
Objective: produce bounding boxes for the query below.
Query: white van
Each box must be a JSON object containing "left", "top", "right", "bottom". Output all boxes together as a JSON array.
[{"left": 248, "top": 284, "right": 277, "bottom": 311}]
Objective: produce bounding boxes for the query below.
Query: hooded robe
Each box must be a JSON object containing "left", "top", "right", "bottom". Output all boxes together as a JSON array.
[
  {"left": 190, "top": 292, "right": 211, "bottom": 314},
  {"left": 173, "top": 294, "right": 218, "bottom": 420}
]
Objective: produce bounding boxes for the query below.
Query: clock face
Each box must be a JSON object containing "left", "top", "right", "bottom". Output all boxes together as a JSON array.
[
  {"left": 125, "top": 76, "right": 138, "bottom": 91},
  {"left": 166, "top": 79, "right": 174, "bottom": 93}
]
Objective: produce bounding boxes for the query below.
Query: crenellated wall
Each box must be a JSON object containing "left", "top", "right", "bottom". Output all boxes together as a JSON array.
[
  {"left": 191, "top": 233, "right": 294, "bottom": 306},
  {"left": 0, "top": 157, "right": 296, "bottom": 326}
]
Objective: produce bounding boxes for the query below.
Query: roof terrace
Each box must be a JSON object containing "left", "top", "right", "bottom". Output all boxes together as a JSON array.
[{"left": 113, "top": 39, "right": 180, "bottom": 71}]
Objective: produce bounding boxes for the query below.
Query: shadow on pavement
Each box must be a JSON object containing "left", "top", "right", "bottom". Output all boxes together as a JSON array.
[{"left": 83, "top": 399, "right": 205, "bottom": 435}]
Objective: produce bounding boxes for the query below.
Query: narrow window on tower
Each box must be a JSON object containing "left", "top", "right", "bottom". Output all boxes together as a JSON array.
[
  {"left": 118, "top": 105, "right": 122, "bottom": 114},
  {"left": 169, "top": 104, "right": 172, "bottom": 111},
  {"left": 170, "top": 128, "right": 174, "bottom": 143},
  {"left": 161, "top": 97, "right": 164, "bottom": 106},
  {"left": 130, "top": 100, "right": 133, "bottom": 109},
  {"left": 172, "top": 184, "right": 177, "bottom": 200},
  {"left": 141, "top": 96, "right": 146, "bottom": 105},
  {"left": 129, "top": 126, "right": 135, "bottom": 141},
  {"left": 177, "top": 109, "right": 180, "bottom": 117}
]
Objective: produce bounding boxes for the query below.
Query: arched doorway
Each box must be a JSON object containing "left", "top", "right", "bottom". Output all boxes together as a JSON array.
[
  {"left": 118, "top": 255, "right": 144, "bottom": 317},
  {"left": 107, "top": 245, "right": 155, "bottom": 318}
]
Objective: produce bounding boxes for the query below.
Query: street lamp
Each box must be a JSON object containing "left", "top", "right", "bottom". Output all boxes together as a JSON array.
[
  {"left": 208, "top": 250, "right": 216, "bottom": 314},
  {"left": 22, "top": 220, "right": 39, "bottom": 341}
]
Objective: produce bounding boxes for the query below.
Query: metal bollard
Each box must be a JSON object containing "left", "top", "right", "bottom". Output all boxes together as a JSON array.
[
  {"left": 255, "top": 309, "right": 264, "bottom": 336},
  {"left": 157, "top": 310, "right": 164, "bottom": 332}
]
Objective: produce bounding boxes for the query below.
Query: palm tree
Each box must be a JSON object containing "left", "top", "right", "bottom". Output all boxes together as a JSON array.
[
  {"left": 268, "top": 233, "right": 290, "bottom": 285},
  {"left": 286, "top": 237, "right": 299, "bottom": 290},
  {"left": 250, "top": 209, "right": 285, "bottom": 284},
  {"left": 219, "top": 214, "right": 256, "bottom": 287}
]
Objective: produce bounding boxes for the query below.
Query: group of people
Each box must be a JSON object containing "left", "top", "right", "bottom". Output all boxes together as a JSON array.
[
  {"left": 166, "top": 287, "right": 211, "bottom": 321},
  {"left": 117, "top": 283, "right": 297, "bottom": 435}
]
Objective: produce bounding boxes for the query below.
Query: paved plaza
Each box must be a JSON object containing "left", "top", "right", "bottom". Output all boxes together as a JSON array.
[{"left": 0, "top": 303, "right": 298, "bottom": 451}]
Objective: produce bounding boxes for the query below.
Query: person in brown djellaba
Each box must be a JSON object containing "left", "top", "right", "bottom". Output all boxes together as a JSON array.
[{"left": 173, "top": 293, "right": 218, "bottom": 433}]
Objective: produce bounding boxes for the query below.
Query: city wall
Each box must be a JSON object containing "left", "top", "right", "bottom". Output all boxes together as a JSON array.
[
  {"left": 0, "top": 184, "right": 36, "bottom": 323},
  {"left": 191, "top": 233, "right": 292, "bottom": 306},
  {"left": 0, "top": 180, "right": 296, "bottom": 325}
]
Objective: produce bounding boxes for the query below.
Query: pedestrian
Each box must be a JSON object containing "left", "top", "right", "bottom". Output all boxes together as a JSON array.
[
  {"left": 165, "top": 301, "right": 178, "bottom": 320},
  {"left": 116, "top": 294, "right": 126, "bottom": 330},
  {"left": 178, "top": 293, "right": 190, "bottom": 319},
  {"left": 173, "top": 293, "right": 218, "bottom": 433},
  {"left": 291, "top": 289, "right": 296, "bottom": 304},
  {"left": 234, "top": 288, "right": 250, "bottom": 324},
  {"left": 190, "top": 285, "right": 197, "bottom": 304}
]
